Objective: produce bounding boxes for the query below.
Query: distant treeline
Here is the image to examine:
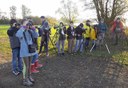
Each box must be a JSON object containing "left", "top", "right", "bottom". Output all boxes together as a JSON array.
[{"left": 0, "top": 16, "right": 58, "bottom": 26}]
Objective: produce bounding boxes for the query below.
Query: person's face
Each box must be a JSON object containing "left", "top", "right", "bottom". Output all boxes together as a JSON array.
[
  {"left": 117, "top": 19, "right": 120, "bottom": 22},
  {"left": 87, "top": 22, "right": 90, "bottom": 25},
  {"left": 60, "top": 23, "right": 63, "bottom": 27},
  {"left": 101, "top": 20, "right": 104, "bottom": 23},
  {"left": 29, "top": 25, "right": 32, "bottom": 29},
  {"left": 23, "top": 20, "right": 29, "bottom": 26},
  {"left": 16, "top": 25, "right": 20, "bottom": 29},
  {"left": 70, "top": 23, "right": 74, "bottom": 27},
  {"left": 41, "top": 18, "right": 45, "bottom": 22}
]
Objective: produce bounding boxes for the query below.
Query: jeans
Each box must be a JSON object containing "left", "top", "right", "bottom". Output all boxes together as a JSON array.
[
  {"left": 85, "top": 38, "right": 90, "bottom": 47},
  {"left": 97, "top": 33, "right": 105, "bottom": 45},
  {"left": 31, "top": 53, "right": 38, "bottom": 64},
  {"left": 12, "top": 48, "right": 22, "bottom": 72},
  {"left": 58, "top": 40, "right": 65, "bottom": 53},
  {"left": 74, "top": 39, "right": 84, "bottom": 52}
]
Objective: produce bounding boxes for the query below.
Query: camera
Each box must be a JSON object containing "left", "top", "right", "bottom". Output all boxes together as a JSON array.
[{"left": 15, "top": 23, "right": 20, "bottom": 27}]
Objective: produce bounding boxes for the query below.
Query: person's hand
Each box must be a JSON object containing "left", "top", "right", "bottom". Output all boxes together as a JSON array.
[
  {"left": 78, "top": 34, "right": 80, "bottom": 36},
  {"left": 12, "top": 23, "right": 16, "bottom": 27}
]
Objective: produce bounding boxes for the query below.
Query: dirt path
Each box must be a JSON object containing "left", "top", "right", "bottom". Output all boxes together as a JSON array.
[{"left": 0, "top": 55, "right": 128, "bottom": 88}]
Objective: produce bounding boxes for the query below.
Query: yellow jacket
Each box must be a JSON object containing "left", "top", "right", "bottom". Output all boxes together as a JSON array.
[
  {"left": 90, "top": 28, "right": 97, "bottom": 40},
  {"left": 84, "top": 25, "right": 97, "bottom": 40}
]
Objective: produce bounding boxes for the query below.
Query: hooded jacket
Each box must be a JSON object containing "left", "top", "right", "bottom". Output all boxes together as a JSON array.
[{"left": 7, "top": 27, "right": 20, "bottom": 49}]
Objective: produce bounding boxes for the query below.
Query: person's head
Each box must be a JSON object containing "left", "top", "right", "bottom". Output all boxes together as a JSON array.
[
  {"left": 26, "top": 22, "right": 32, "bottom": 29},
  {"left": 116, "top": 17, "right": 120, "bottom": 23},
  {"left": 100, "top": 18, "right": 104, "bottom": 23},
  {"left": 70, "top": 21, "right": 74, "bottom": 27},
  {"left": 94, "top": 25, "right": 98, "bottom": 30},
  {"left": 40, "top": 16, "right": 45, "bottom": 22},
  {"left": 10, "top": 19, "right": 17, "bottom": 27},
  {"left": 63, "top": 26, "right": 66, "bottom": 30},
  {"left": 86, "top": 20, "right": 91, "bottom": 26},
  {"left": 15, "top": 23, "right": 21, "bottom": 29},
  {"left": 60, "top": 22, "right": 64, "bottom": 27},
  {"left": 21, "top": 19, "right": 29, "bottom": 26},
  {"left": 79, "top": 23, "right": 84, "bottom": 28}
]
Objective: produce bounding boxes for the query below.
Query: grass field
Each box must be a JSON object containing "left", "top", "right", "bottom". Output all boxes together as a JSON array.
[
  {"left": 0, "top": 25, "right": 128, "bottom": 66},
  {"left": 0, "top": 25, "right": 11, "bottom": 64}
]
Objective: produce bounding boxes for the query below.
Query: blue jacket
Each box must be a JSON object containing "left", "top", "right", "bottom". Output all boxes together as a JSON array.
[
  {"left": 30, "top": 28, "right": 39, "bottom": 38},
  {"left": 16, "top": 26, "right": 36, "bottom": 58},
  {"left": 98, "top": 23, "right": 108, "bottom": 33}
]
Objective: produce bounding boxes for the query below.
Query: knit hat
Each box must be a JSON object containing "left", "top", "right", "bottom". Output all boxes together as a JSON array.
[{"left": 40, "top": 16, "right": 45, "bottom": 18}]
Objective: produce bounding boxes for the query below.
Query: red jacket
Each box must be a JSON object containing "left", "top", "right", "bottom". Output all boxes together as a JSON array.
[{"left": 111, "top": 21, "right": 123, "bottom": 32}]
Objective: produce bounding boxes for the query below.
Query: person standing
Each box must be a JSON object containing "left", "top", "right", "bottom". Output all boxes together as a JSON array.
[
  {"left": 57, "top": 22, "right": 66, "bottom": 56},
  {"left": 16, "top": 20, "right": 36, "bottom": 86},
  {"left": 84, "top": 20, "right": 93, "bottom": 48},
  {"left": 67, "top": 21, "right": 75, "bottom": 54},
  {"left": 39, "top": 16, "right": 50, "bottom": 57},
  {"left": 98, "top": 18, "right": 108, "bottom": 45},
  {"left": 110, "top": 17, "right": 124, "bottom": 45},
  {"left": 74, "top": 23, "right": 85, "bottom": 53},
  {"left": 7, "top": 19, "right": 22, "bottom": 76},
  {"left": 29, "top": 24, "right": 43, "bottom": 73}
]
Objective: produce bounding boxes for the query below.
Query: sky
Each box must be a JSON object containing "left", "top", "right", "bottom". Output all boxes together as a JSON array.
[
  {"left": 0, "top": 0, "right": 96, "bottom": 22},
  {"left": 0, "top": 0, "right": 128, "bottom": 23}
]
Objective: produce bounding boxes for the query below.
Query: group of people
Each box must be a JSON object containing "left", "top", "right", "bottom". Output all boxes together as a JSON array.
[
  {"left": 54, "top": 17, "right": 124, "bottom": 56},
  {"left": 7, "top": 16, "right": 125, "bottom": 87}
]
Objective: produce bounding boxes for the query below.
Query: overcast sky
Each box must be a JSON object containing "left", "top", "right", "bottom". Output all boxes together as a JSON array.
[
  {"left": 0, "top": 0, "right": 128, "bottom": 22},
  {"left": 0, "top": 0, "right": 97, "bottom": 21}
]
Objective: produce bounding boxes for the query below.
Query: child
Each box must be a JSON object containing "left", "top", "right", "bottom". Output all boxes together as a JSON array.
[
  {"left": 29, "top": 23, "right": 43, "bottom": 73},
  {"left": 67, "top": 21, "right": 75, "bottom": 54},
  {"left": 58, "top": 22, "right": 66, "bottom": 56},
  {"left": 74, "top": 23, "right": 85, "bottom": 53},
  {"left": 84, "top": 20, "right": 93, "bottom": 48},
  {"left": 90, "top": 25, "right": 98, "bottom": 49},
  {"left": 7, "top": 19, "right": 22, "bottom": 76},
  {"left": 16, "top": 20, "right": 36, "bottom": 86},
  {"left": 98, "top": 18, "right": 108, "bottom": 45}
]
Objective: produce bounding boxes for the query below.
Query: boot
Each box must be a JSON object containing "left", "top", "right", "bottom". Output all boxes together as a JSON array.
[
  {"left": 35, "top": 60, "right": 43, "bottom": 69},
  {"left": 28, "top": 76, "right": 35, "bottom": 83},
  {"left": 23, "top": 78, "right": 33, "bottom": 87},
  {"left": 31, "top": 64, "right": 39, "bottom": 73}
]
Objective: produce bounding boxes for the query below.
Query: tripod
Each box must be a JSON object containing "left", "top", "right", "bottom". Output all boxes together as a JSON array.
[
  {"left": 90, "top": 34, "right": 111, "bottom": 54},
  {"left": 49, "top": 29, "right": 59, "bottom": 54}
]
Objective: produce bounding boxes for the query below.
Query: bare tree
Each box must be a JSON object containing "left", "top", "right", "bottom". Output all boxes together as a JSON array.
[
  {"left": 56, "top": 0, "right": 79, "bottom": 24},
  {"left": 0, "top": 9, "right": 6, "bottom": 19},
  {"left": 10, "top": 6, "right": 17, "bottom": 19},
  {"left": 82, "top": 0, "right": 128, "bottom": 25},
  {"left": 21, "top": 5, "right": 31, "bottom": 19}
]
